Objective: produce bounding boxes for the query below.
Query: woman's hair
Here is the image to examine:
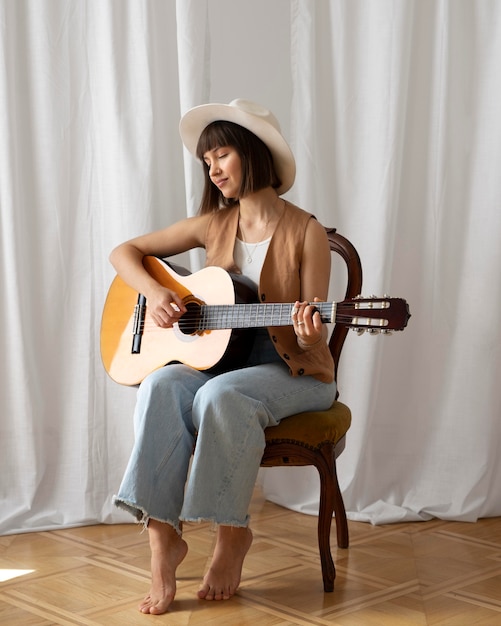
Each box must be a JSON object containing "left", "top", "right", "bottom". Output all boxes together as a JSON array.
[{"left": 196, "top": 121, "right": 282, "bottom": 214}]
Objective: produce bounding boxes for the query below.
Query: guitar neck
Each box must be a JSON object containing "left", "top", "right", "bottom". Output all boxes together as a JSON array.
[{"left": 192, "top": 302, "right": 336, "bottom": 330}]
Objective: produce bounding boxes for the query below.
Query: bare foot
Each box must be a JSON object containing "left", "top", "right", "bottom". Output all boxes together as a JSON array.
[
  {"left": 139, "top": 519, "right": 188, "bottom": 615},
  {"left": 198, "top": 525, "right": 253, "bottom": 601}
]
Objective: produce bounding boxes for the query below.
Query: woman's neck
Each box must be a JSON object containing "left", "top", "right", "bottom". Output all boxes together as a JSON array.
[{"left": 238, "top": 188, "right": 284, "bottom": 233}]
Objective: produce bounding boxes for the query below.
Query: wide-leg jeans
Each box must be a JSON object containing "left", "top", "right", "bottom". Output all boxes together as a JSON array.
[{"left": 114, "top": 330, "right": 337, "bottom": 533}]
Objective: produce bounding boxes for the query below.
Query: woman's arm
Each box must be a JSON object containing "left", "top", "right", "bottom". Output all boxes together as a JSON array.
[{"left": 109, "top": 214, "right": 210, "bottom": 328}]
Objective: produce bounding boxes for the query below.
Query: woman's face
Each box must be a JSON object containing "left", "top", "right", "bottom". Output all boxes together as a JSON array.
[{"left": 203, "top": 145, "right": 242, "bottom": 199}]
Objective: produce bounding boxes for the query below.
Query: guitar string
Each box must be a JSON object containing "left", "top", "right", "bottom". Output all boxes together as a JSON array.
[
  {"left": 138, "top": 301, "right": 394, "bottom": 332},
  {"left": 141, "top": 303, "right": 357, "bottom": 324}
]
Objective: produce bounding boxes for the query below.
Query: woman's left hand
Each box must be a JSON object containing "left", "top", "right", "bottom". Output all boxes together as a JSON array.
[{"left": 291, "top": 298, "right": 324, "bottom": 348}]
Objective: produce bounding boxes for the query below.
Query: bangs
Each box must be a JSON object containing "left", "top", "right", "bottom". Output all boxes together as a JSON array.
[{"left": 196, "top": 121, "right": 242, "bottom": 159}]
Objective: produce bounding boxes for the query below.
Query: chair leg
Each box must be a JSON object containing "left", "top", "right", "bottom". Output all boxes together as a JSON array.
[
  {"left": 316, "top": 443, "right": 349, "bottom": 592},
  {"left": 317, "top": 444, "right": 336, "bottom": 592},
  {"left": 333, "top": 439, "right": 349, "bottom": 549},
  {"left": 332, "top": 464, "right": 349, "bottom": 549}
]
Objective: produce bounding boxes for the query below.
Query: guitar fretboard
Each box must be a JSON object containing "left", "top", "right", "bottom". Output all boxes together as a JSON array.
[{"left": 179, "top": 302, "right": 337, "bottom": 332}]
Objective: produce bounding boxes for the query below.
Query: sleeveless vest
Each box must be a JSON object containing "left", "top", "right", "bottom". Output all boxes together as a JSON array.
[{"left": 204, "top": 202, "right": 334, "bottom": 383}]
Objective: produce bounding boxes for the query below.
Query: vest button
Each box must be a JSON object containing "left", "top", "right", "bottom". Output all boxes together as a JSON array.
[
  {"left": 283, "top": 353, "right": 290, "bottom": 360},
  {"left": 298, "top": 368, "right": 305, "bottom": 376},
  {"left": 261, "top": 293, "right": 266, "bottom": 301},
  {"left": 272, "top": 335, "right": 277, "bottom": 342}
]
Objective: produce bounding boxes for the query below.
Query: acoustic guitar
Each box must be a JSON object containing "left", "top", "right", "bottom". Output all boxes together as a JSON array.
[{"left": 101, "top": 256, "right": 410, "bottom": 385}]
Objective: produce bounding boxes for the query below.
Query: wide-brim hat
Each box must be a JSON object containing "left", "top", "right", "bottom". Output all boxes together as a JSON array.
[{"left": 179, "top": 98, "right": 296, "bottom": 194}]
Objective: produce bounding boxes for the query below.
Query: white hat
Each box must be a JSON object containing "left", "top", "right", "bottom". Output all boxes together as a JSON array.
[{"left": 179, "top": 98, "right": 296, "bottom": 194}]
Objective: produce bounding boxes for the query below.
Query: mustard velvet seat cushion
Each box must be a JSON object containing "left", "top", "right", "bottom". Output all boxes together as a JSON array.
[{"left": 264, "top": 401, "right": 351, "bottom": 450}]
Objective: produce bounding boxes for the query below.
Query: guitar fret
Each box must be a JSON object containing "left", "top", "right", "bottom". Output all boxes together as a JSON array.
[{"left": 201, "top": 302, "right": 295, "bottom": 330}]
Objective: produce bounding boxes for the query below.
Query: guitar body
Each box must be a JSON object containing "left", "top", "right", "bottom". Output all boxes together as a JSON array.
[{"left": 100, "top": 258, "right": 257, "bottom": 385}]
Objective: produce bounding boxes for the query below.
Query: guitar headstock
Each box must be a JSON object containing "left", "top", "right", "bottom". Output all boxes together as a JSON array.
[{"left": 338, "top": 295, "right": 411, "bottom": 335}]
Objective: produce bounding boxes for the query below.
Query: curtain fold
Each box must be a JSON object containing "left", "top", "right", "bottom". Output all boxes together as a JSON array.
[
  {"left": 262, "top": 0, "right": 501, "bottom": 524},
  {"left": 1, "top": 0, "right": 184, "bottom": 533},
  {"left": 1, "top": 0, "right": 500, "bottom": 535},
  {"left": 176, "top": 0, "right": 209, "bottom": 270}
]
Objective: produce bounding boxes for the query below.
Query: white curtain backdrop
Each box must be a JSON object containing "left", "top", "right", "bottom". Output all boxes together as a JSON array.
[{"left": 1, "top": 0, "right": 500, "bottom": 535}]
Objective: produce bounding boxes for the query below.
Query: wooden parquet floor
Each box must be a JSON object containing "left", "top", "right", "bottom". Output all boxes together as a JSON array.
[{"left": 1, "top": 488, "right": 501, "bottom": 625}]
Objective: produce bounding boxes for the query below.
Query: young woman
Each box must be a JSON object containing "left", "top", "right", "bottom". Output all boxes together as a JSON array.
[{"left": 110, "top": 99, "right": 336, "bottom": 615}]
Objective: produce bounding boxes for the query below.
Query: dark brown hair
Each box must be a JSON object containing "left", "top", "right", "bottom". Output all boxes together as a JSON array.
[{"left": 196, "top": 121, "right": 281, "bottom": 214}]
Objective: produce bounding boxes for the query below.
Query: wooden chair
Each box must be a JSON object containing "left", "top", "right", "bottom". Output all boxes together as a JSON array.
[{"left": 261, "top": 228, "right": 363, "bottom": 592}]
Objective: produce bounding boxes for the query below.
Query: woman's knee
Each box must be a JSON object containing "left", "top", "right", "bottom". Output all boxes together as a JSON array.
[
  {"left": 193, "top": 376, "right": 226, "bottom": 416},
  {"left": 192, "top": 375, "right": 270, "bottom": 433},
  {"left": 138, "top": 364, "right": 198, "bottom": 399}
]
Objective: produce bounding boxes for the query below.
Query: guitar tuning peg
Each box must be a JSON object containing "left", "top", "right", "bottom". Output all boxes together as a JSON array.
[
  {"left": 383, "top": 293, "right": 390, "bottom": 298},
  {"left": 381, "top": 329, "right": 393, "bottom": 335},
  {"left": 368, "top": 328, "right": 381, "bottom": 335},
  {"left": 353, "top": 328, "right": 366, "bottom": 335}
]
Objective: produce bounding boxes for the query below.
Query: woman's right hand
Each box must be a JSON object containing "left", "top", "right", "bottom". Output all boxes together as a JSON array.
[
  {"left": 146, "top": 285, "right": 187, "bottom": 328},
  {"left": 109, "top": 217, "right": 209, "bottom": 328}
]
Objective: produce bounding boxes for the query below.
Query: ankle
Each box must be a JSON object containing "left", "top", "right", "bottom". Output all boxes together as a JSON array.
[
  {"left": 215, "top": 525, "right": 253, "bottom": 550},
  {"left": 148, "top": 519, "right": 183, "bottom": 551}
]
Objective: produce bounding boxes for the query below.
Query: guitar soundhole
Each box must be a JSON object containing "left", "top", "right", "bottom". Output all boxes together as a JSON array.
[{"left": 177, "top": 301, "right": 202, "bottom": 335}]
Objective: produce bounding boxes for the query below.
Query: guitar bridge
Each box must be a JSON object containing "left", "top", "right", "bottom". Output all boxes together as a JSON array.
[{"left": 131, "top": 294, "right": 146, "bottom": 353}]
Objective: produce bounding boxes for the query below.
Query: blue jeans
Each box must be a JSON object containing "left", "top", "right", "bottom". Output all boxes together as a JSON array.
[{"left": 114, "top": 330, "right": 336, "bottom": 533}]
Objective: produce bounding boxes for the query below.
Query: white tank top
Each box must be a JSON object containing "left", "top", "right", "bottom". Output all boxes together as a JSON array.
[{"left": 233, "top": 237, "right": 271, "bottom": 289}]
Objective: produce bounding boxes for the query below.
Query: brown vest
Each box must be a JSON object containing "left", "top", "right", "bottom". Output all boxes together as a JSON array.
[{"left": 204, "top": 202, "right": 334, "bottom": 383}]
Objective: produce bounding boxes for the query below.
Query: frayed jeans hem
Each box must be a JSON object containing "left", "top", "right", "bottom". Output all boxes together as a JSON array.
[
  {"left": 113, "top": 496, "right": 182, "bottom": 535},
  {"left": 180, "top": 514, "right": 250, "bottom": 529}
]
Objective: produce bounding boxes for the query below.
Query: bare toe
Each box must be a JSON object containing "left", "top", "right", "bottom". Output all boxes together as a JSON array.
[{"left": 198, "top": 526, "right": 252, "bottom": 602}]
